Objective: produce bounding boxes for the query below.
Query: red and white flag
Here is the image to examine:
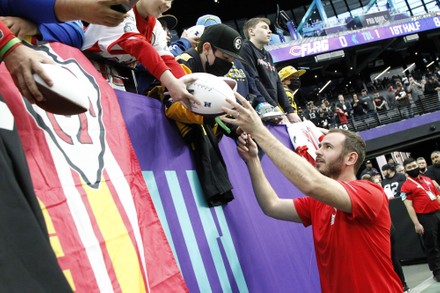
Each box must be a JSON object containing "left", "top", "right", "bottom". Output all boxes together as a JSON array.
[{"left": 0, "top": 42, "right": 187, "bottom": 293}]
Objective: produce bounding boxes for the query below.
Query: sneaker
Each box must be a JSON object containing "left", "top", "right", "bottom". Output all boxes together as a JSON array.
[
  {"left": 403, "top": 283, "right": 410, "bottom": 292},
  {"left": 256, "top": 102, "right": 285, "bottom": 121}
]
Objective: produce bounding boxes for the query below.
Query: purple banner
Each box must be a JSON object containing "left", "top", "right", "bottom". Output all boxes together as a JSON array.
[
  {"left": 116, "top": 91, "right": 321, "bottom": 292},
  {"left": 115, "top": 89, "right": 440, "bottom": 292},
  {"left": 269, "top": 15, "right": 440, "bottom": 63}
]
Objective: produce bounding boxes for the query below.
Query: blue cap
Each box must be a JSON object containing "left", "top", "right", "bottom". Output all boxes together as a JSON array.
[{"left": 196, "top": 14, "right": 222, "bottom": 27}]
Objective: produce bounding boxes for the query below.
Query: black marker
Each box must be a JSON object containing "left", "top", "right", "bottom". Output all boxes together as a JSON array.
[{"left": 111, "top": 0, "right": 137, "bottom": 13}]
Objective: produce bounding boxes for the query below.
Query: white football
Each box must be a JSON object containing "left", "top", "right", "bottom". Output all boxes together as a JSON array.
[
  {"left": 184, "top": 72, "right": 236, "bottom": 115},
  {"left": 186, "top": 25, "right": 205, "bottom": 39},
  {"left": 221, "top": 76, "right": 238, "bottom": 92},
  {"left": 33, "top": 63, "right": 89, "bottom": 115}
]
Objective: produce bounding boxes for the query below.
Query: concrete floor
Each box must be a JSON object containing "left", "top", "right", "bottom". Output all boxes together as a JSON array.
[{"left": 402, "top": 263, "right": 440, "bottom": 292}]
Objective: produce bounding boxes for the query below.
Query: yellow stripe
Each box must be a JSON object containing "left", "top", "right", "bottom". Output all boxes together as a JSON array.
[
  {"left": 83, "top": 179, "right": 145, "bottom": 292},
  {"left": 38, "top": 199, "right": 64, "bottom": 257},
  {"left": 37, "top": 198, "right": 55, "bottom": 234},
  {"left": 63, "top": 270, "right": 76, "bottom": 291},
  {"left": 50, "top": 236, "right": 65, "bottom": 258},
  {"left": 38, "top": 199, "right": 71, "bottom": 288}
]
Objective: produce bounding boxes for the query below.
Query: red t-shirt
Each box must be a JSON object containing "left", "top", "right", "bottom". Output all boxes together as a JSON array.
[
  {"left": 132, "top": 7, "right": 185, "bottom": 79},
  {"left": 294, "top": 180, "right": 402, "bottom": 293},
  {"left": 401, "top": 175, "right": 440, "bottom": 214},
  {"left": 82, "top": 8, "right": 185, "bottom": 80},
  {"left": 336, "top": 108, "right": 348, "bottom": 124}
]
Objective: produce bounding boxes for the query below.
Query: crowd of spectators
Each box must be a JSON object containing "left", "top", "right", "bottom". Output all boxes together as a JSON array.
[
  {"left": 296, "top": 68, "right": 440, "bottom": 131},
  {"left": 3, "top": 2, "right": 440, "bottom": 292}
]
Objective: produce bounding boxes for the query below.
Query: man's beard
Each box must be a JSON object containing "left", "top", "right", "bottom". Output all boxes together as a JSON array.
[{"left": 317, "top": 153, "right": 345, "bottom": 178}]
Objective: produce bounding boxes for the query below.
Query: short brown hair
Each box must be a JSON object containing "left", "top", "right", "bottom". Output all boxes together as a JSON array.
[
  {"left": 328, "top": 128, "right": 366, "bottom": 172},
  {"left": 242, "top": 17, "right": 270, "bottom": 39}
]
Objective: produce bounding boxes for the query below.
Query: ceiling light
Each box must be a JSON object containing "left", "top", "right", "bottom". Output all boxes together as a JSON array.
[
  {"left": 374, "top": 66, "right": 391, "bottom": 80},
  {"left": 314, "top": 50, "right": 345, "bottom": 63},
  {"left": 403, "top": 34, "right": 419, "bottom": 43},
  {"left": 319, "top": 80, "right": 332, "bottom": 93},
  {"left": 402, "top": 63, "right": 415, "bottom": 73}
]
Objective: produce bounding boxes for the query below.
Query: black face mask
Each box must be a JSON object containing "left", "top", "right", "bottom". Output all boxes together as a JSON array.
[
  {"left": 289, "top": 79, "right": 301, "bottom": 90},
  {"left": 205, "top": 56, "right": 233, "bottom": 76},
  {"left": 407, "top": 167, "right": 420, "bottom": 178}
]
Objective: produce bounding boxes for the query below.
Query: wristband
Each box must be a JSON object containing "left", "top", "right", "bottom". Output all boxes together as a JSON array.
[{"left": 0, "top": 37, "right": 22, "bottom": 61}]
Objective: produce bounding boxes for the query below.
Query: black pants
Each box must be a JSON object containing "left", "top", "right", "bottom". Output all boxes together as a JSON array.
[
  {"left": 417, "top": 210, "right": 440, "bottom": 274},
  {"left": 390, "top": 224, "right": 406, "bottom": 287}
]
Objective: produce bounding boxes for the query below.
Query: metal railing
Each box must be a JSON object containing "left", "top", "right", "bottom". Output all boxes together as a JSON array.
[{"left": 347, "top": 93, "right": 440, "bottom": 132}]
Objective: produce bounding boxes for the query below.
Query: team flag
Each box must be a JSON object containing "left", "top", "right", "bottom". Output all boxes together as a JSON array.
[{"left": 0, "top": 42, "right": 187, "bottom": 293}]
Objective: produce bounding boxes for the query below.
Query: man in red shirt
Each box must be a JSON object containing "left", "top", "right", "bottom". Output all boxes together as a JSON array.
[
  {"left": 401, "top": 157, "right": 440, "bottom": 281},
  {"left": 220, "top": 94, "right": 402, "bottom": 292}
]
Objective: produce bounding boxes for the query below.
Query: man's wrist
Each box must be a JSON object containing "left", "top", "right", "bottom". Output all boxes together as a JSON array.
[
  {"left": 245, "top": 156, "right": 260, "bottom": 167},
  {"left": 0, "top": 38, "right": 22, "bottom": 62}
]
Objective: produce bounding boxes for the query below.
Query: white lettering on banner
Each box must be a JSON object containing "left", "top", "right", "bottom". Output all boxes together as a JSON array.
[
  {"left": 365, "top": 16, "right": 387, "bottom": 26},
  {"left": 289, "top": 40, "right": 329, "bottom": 57},
  {"left": 278, "top": 16, "right": 440, "bottom": 62},
  {"left": 402, "top": 22, "right": 420, "bottom": 32},
  {"left": 289, "top": 45, "right": 303, "bottom": 57},
  {"left": 339, "top": 36, "right": 348, "bottom": 47},
  {"left": 374, "top": 29, "right": 380, "bottom": 38},
  {"left": 303, "top": 40, "right": 329, "bottom": 56},
  {"left": 389, "top": 21, "right": 421, "bottom": 36},
  {"left": 361, "top": 31, "right": 374, "bottom": 41},
  {"left": 390, "top": 25, "right": 403, "bottom": 35}
]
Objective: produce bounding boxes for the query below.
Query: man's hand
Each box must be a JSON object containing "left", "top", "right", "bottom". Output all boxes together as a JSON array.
[
  {"left": 415, "top": 222, "right": 424, "bottom": 234},
  {"left": 236, "top": 132, "right": 258, "bottom": 163},
  {"left": 0, "top": 17, "right": 39, "bottom": 40},
  {"left": 220, "top": 92, "right": 266, "bottom": 136},
  {"left": 55, "top": 0, "right": 136, "bottom": 27},
  {"left": 3, "top": 45, "right": 54, "bottom": 103}
]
